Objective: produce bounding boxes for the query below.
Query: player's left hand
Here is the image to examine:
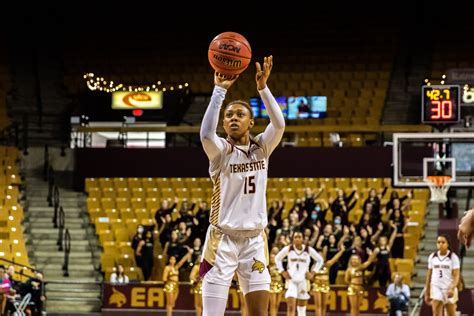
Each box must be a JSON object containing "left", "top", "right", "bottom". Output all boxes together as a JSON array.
[
  {"left": 305, "top": 272, "right": 315, "bottom": 280},
  {"left": 255, "top": 55, "right": 273, "bottom": 91}
]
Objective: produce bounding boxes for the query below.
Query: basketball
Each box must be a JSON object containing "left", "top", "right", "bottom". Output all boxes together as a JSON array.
[{"left": 208, "top": 31, "right": 252, "bottom": 76}]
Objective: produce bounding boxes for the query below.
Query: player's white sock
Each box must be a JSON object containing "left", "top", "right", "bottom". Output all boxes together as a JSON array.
[
  {"left": 396, "top": 311, "right": 402, "bottom": 316},
  {"left": 202, "top": 281, "right": 229, "bottom": 316},
  {"left": 297, "top": 305, "right": 307, "bottom": 316}
]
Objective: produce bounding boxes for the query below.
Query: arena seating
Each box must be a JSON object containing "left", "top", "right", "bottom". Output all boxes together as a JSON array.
[
  {"left": 86, "top": 176, "right": 428, "bottom": 285},
  {"left": 0, "top": 146, "right": 29, "bottom": 277}
]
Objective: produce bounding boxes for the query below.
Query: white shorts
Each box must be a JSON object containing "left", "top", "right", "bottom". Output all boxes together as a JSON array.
[
  {"left": 430, "top": 284, "right": 458, "bottom": 305},
  {"left": 285, "top": 279, "right": 310, "bottom": 300},
  {"left": 200, "top": 225, "right": 270, "bottom": 297}
]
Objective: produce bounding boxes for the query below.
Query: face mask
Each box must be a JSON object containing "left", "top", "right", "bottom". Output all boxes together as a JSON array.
[
  {"left": 138, "top": 227, "right": 144, "bottom": 234},
  {"left": 334, "top": 219, "right": 341, "bottom": 225},
  {"left": 311, "top": 214, "right": 317, "bottom": 220},
  {"left": 315, "top": 206, "right": 321, "bottom": 212}
]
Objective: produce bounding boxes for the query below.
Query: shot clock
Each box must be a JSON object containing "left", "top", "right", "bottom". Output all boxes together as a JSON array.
[{"left": 421, "top": 85, "right": 460, "bottom": 124}]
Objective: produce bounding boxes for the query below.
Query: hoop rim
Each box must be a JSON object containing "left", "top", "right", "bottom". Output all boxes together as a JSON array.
[{"left": 426, "top": 175, "right": 452, "bottom": 188}]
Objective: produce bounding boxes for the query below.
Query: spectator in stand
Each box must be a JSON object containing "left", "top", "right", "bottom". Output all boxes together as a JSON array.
[
  {"left": 159, "top": 213, "right": 177, "bottom": 247},
  {"left": 177, "top": 221, "right": 192, "bottom": 245},
  {"left": 195, "top": 201, "right": 210, "bottom": 242},
  {"left": 316, "top": 224, "right": 333, "bottom": 251},
  {"left": 386, "top": 273, "right": 410, "bottom": 316},
  {"left": 136, "top": 229, "right": 155, "bottom": 280},
  {"left": 191, "top": 237, "right": 203, "bottom": 264},
  {"left": 303, "top": 186, "right": 325, "bottom": 213},
  {"left": 176, "top": 199, "right": 196, "bottom": 228},
  {"left": 370, "top": 223, "right": 397, "bottom": 287},
  {"left": 22, "top": 272, "right": 45, "bottom": 316},
  {"left": 363, "top": 187, "right": 387, "bottom": 216},
  {"left": 268, "top": 200, "right": 284, "bottom": 227},
  {"left": 155, "top": 198, "right": 178, "bottom": 221},
  {"left": 110, "top": 264, "right": 129, "bottom": 284},
  {"left": 390, "top": 209, "right": 408, "bottom": 259},
  {"left": 386, "top": 190, "right": 412, "bottom": 214},
  {"left": 322, "top": 234, "right": 343, "bottom": 284},
  {"left": 0, "top": 265, "right": 12, "bottom": 314},
  {"left": 274, "top": 218, "right": 292, "bottom": 244},
  {"left": 131, "top": 225, "right": 144, "bottom": 252},
  {"left": 163, "top": 230, "right": 185, "bottom": 262},
  {"left": 4, "top": 265, "right": 19, "bottom": 316}
]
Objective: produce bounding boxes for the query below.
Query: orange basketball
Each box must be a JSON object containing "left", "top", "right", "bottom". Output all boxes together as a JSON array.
[{"left": 208, "top": 31, "right": 252, "bottom": 76}]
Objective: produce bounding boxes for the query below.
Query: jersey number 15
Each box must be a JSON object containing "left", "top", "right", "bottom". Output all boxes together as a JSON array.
[{"left": 244, "top": 176, "right": 256, "bottom": 194}]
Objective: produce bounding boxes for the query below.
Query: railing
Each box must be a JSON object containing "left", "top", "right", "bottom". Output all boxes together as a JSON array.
[
  {"left": 62, "top": 228, "right": 71, "bottom": 277},
  {"left": 46, "top": 167, "right": 54, "bottom": 207},
  {"left": 57, "top": 206, "right": 65, "bottom": 251},
  {"left": 410, "top": 288, "right": 425, "bottom": 316},
  {"left": 0, "top": 257, "right": 42, "bottom": 276},
  {"left": 52, "top": 185, "right": 60, "bottom": 228}
]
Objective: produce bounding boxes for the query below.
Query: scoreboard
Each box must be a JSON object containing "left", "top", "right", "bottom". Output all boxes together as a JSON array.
[{"left": 421, "top": 85, "right": 460, "bottom": 124}]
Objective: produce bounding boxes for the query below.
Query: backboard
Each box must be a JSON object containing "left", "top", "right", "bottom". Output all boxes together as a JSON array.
[{"left": 393, "top": 133, "right": 474, "bottom": 188}]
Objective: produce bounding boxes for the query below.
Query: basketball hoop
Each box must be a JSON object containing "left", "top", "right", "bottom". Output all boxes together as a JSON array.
[{"left": 426, "top": 176, "right": 452, "bottom": 203}]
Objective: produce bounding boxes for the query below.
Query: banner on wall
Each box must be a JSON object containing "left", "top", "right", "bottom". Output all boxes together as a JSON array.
[{"left": 102, "top": 283, "right": 392, "bottom": 314}]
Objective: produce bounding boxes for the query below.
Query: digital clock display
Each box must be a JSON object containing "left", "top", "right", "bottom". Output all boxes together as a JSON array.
[{"left": 421, "top": 85, "right": 460, "bottom": 124}]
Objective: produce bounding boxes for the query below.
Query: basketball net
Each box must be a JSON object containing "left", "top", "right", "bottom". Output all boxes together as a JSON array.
[{"left": 426, "top": 176, "right": 452, "bottom": 203}]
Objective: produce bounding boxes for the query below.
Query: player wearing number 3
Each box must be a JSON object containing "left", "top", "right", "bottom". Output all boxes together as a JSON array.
[
  {"left": 199, "top": 55, "right": 285, "bottom": 316},
  {"left": 424, "top": 235, "right": 460, "bottom": 316}
]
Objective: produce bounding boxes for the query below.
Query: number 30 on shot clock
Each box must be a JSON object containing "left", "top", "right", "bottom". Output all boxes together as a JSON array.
[{"left": 421, "top": 85, "right": 460, "bottom": 124}]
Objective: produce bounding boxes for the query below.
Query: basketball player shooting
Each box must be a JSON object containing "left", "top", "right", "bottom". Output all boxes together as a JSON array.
[
  {"left": 199, "top": 55, "right": 285, "bottom": 316},
  {"left": 458, "top": 208, "right": 474, "bottom": 247}
]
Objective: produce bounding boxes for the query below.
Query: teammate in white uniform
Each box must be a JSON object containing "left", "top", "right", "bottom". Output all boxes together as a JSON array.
[
  {"left": 424, "top": 235, "right": 460, "bottom": 316},
  {"left": 199, "top": 55, "right": 285, "bottom": 316},
  {"left": 275, "top": 231, "right": 324, "bottom": 316}
]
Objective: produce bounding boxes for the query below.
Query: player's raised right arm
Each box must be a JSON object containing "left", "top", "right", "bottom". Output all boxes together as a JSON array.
[{"left": 200, "top": 72, "right": 238, "bottom": 160}]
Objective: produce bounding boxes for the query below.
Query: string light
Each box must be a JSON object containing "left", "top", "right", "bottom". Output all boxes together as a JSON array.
[{"left": 83, "top": 73, "right": 190, "bottom": 93}]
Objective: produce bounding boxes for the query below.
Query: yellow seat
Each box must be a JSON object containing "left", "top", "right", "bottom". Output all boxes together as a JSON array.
[
  {"left": 115, "top": 197, "right": 130, "bottom": 209},
  {"left": 142, "top": 178, "right": 157, "bottom": 189},
  {"left": 131, "top": 197, "right": 146, "bottom": 209},
  {"left": 87, "top": 198, "right": 101, "bottom": 210},
  {"left": 145, "top": 188, "right": 161, "bottom": 199},
  {"left": 184, "top": 178, "right": 199, "bottom": 189},
  {"left": 154, "top": 178, "right": 171, "bottom": 189},
  {"left": 113, "top": 178, "right": 128, "bottom": 189},
  {"left": 95, "top": 217, "right": 112, "bottom": 231},
  {"left": 104, "top": 209, "right": 120, "bottom": 220},
  {"left": 85, "top": 178, "right": 99, "bottom": 193},
  {"left": 175, "top": 188, "right": 190, "bottom": 200},
  {"left": 88, "top": 187, "right": 101, "bottom": 198},
  {"left": 116, "top": 188, "right": 131, "bottom": 198},
  {"left": 99, "top": 178, "right": 114, "bottom": 190},
  {"left": 119, "top": 208, "right": 135, "bottom": 220},
  {"left": 335, "top": 178, "right": 351, "bottom": 189},
  {"left": 367, "top": 178, "right": 383, "bottom": 189},
  {"left": 101, "top": 188, "right": 116, "bottom": 198},
  {"left": 161, "top": 188, "right": 175, "bottom": 200},
  {"left": 101, "top": 197, "right": 116, "bottom": 209},
  {"left": 190, "top": 188, "right": 205, "bottom": 200},
  {"left": 114, "top": 228, "right": 130, "bottom": 243},
  {"left": 135, "top": 208, "right": 151, "bottom": 221},
  {"left": 100, "top": 253, "right": 117, "bottom": 272},
  {"left": 170, "top": 178, "right": 185, "bottom": 189},
  {"left": 127, "top": 178, "right": 142, "bottom": 189}
]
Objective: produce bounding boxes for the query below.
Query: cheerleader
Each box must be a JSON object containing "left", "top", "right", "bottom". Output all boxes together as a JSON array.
[
  {"left": 162, "top": 247, "right": 193, "bottom": 316},
  {"left": 268, "top": 253, "right": 284, "bottom": 316},
  {"left": 189, "top": 255, "right": 203, "bottom": 316},
  {"left": 310, "top": 245, "right": 345, "bottom": 316},
  {"left": 344, "top": 252, "right": 376, "bottom": 316},
  {"left": 424, "top": 235, "right": 460, "bottom": 316}
]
